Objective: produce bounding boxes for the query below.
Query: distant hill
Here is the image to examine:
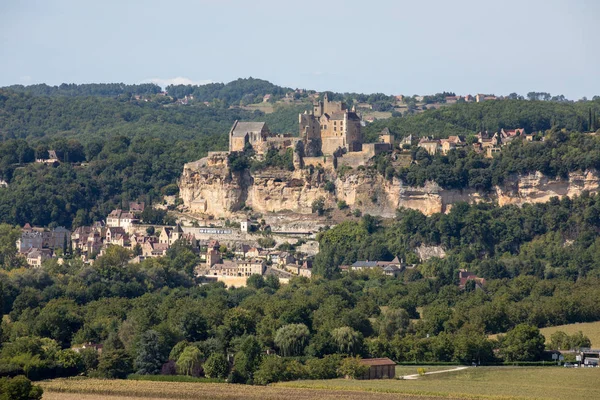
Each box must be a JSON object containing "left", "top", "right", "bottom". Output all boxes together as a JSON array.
[
  {"left": 2, "top": 82, "right": 162, "bottom": 97},
  {"left": 166, "top": 77, "right": 296, "bottom": 107}
]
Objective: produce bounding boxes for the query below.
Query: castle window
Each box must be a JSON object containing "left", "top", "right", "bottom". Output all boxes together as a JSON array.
[{"left": 334, "top": 127, "right": 336, "bottom": 131}]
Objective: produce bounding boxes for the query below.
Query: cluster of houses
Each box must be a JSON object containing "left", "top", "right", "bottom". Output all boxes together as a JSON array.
[
  {"left": 17, "top": 224, "right": 71, "bottom": 267},
  {"left": 416, "top": 128, "right": 533, "bottom": 158},
  {"left": 15, "top": 200, "right": 315, "bottom": 281},
  {"left": 198, "top": 242, "right": 312, "bottom": 279}
]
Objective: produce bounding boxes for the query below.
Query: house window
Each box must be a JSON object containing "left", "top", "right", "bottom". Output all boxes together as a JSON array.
[{"left": 334, "top": 127, "right": 337, "bottom": 131}]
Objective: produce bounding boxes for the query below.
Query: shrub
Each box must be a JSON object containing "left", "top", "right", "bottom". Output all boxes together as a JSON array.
[
  {"left": 254, "top": 356, "right": 287, "bottom": 385},
  {"left": 337, "top": 200, "right": 348, "bottom": 210},
  {"left": 312, "top": 197, "right": 325, "bottom": 216},
  {"left": 305, "top": 355, "right": 342, "bottom": 379},
  {"left": 324, "top": 181, "right": 335, "bottom": 193},
  {"left": 257, "top": 237, "right": 276, "bottom": 249},
  {"left": 0, "top": 375, "right": 43, "bottom": 400},
  {"left": 337, "top": 356, "right": 369, "bottom": 380}
]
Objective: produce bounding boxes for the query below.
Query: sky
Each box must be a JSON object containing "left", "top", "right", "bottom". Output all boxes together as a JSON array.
[{"left": 1, "top": 0, "right": 599, "bottom": 99}]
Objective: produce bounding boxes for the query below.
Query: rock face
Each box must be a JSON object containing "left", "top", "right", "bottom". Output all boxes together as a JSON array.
[{"left": 179, "top": 157, "right": 600, "bottom": 218}]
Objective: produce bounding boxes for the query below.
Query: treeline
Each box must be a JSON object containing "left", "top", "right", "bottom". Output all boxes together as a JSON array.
[
  {"left": 2, "top": 83, "right": 162, "bottom": 97},
  {"left": 0, "top": 89, "right": 253, "bottom": 142}
]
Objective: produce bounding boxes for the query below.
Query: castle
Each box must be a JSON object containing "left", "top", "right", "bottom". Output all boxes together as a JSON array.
[
  {"left": 299, "top": 94, "right": 363, "bottom": 156},
  {"left": 226, "top": 94, "right": 393, "bottom": 170}
]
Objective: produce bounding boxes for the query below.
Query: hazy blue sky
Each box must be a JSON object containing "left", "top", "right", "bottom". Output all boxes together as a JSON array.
[{"left": 1, "top": 0, "right": 598, "bottom": 98}]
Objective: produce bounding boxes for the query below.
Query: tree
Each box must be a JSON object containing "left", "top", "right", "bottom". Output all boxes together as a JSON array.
[
  {"left": 377, "top": 309, "right": 410, "bottom": 338},
  {"left": 0, "top": 224, "right": 24, "bottom": 270},
  {"left": 203, "top": 353, "right": 229, "bottom": 379},
  {"left": 179, "top": 310, "right": 208, "bottom": 342},
  {"left": 34, "top": 299, "right": 83, "bottom": 347},
  {"left": 134, "top": 330, "right": 165, "bottom": 375},
  {"left": 0, "top": 375, "right": 43, "bottom": 400},
  {"left": 337, "top": 356, "right": 369, "bottom": 379},
  {"left": 97, "top": 349, "right": 132, "bottom": 378},
  {"left": 232, "top": 335, "right": 262, "bottom": 382},
  {"left": 568, "top": 331, "right": 591, "bottom": 349},
  {"left": 311, "top": 197, "right": 325, "bottom": 216},
  {"left": 253, "top": 356, "right": 287, "bottom": 385},
  {"left": 176, "top": 346, "right": 202, "bottom": 377},
  {"left": 499, "top": 324, "right": 545, "bottom": 362},
  {"left": 223, "top": 308, "right": 255, "bottom": 338},
  {"left": 274, "top": 324, "right": 310, "bottom": 357},
  {"left": 331, "top": 326, "right": 363, "bottom": 356},
  {"left": 247, "top": 274, "right": 265, "bottom": 289},
  {"left": 452, "top": 327, "right": 494, "bottom": 363}
]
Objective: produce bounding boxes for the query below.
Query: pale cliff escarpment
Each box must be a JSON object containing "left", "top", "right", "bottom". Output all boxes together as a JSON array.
[{"left": 179, "top": 157, "right": 600, "bottom": 218}]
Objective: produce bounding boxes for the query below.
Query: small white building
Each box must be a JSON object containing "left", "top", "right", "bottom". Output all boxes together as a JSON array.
[{"left": 240, "top": 220, "right": 250, "bottom": 233}]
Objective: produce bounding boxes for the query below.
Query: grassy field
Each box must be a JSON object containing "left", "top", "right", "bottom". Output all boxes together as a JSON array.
[
  {"left": 539, "top": 321, "right": 600, "bottom": 347},
  {"left": 40, "top": 378, "right": 461, "bottom": 400},
  {"left": 489, "top": 321, "right": 600, "bottom": 347},
  {"left": 276, "top": 367, "right": 600, "bottom": 399},
  {"left": 40, "top": 367, "right": 600, "bottom": 400}
]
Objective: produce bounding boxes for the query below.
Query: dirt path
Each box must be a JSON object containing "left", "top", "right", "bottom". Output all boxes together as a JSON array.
[{"left": 401, "top": 366, "right": 469, "bottom": 380}]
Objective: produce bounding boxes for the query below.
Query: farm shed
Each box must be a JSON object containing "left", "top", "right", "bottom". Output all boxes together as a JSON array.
[{"left": 359, "top": 358, "right": 396, "bottom": 379}]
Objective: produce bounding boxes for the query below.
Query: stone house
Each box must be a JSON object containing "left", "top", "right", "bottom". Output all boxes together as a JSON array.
[
  {"left": 106, "top": 210, "right": 137, "bottom": 229},
  {"left": 25, "top": 248, "right": 52, "bottom": 267},
  {"left": 439, "top": 136, "right": 464, "bottom": 155},
  {"left": 129, "top": 201, "right": 145, "bottom": 214},
  {"left": 17, "top": 225, "right": 71, "bottom": 253},
  {"left": 418, "top": 137, "right": 441, "bottom": 155},
  {"left": 106, "top": 227, "right": 126, "bottom": 244},
  {"left": 142, "top": 242, "right": 169, "bottom": 258},
  {"left": 159, "top": 224, "right": 183, "bottom": 246},
  {"left": 229, "top": 121, "right": 271, "bottom": 153},
  {"left": 458, "top": 269, "right": 486, "bottom": 290}
]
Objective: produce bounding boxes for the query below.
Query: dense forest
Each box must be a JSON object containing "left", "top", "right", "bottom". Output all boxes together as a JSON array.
[
  {"left": 0, "top": 226, "right": 597, "bottom": 384},
  {"left": 315, "top": 192, "right": 600, "bottom": 281},
  {"left": 2, "top": 83, "right": 162, "bottom": 97}
]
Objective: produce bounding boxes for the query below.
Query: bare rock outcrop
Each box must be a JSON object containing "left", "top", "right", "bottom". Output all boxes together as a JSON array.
[{"left": 179, "top": 156, "right": 600, "bottom": 218}]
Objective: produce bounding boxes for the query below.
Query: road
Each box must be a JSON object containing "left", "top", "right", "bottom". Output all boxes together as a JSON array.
[{"left": 401, "top": 366, "right": 469, "bottom": 380}]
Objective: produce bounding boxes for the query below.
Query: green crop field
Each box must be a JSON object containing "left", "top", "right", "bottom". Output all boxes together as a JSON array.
[{"left": 276, "top": 367, "right": 600, "bottom": 399}]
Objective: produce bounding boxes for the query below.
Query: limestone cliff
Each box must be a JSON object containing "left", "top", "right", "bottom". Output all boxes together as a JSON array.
[{"left": 179, "top": 157, "right": 600, "bottom": 218}]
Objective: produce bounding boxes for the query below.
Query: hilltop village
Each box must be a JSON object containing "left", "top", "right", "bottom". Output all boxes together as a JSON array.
[{"left": 11, "top": 90, "right": 578, "bottom": 291}]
